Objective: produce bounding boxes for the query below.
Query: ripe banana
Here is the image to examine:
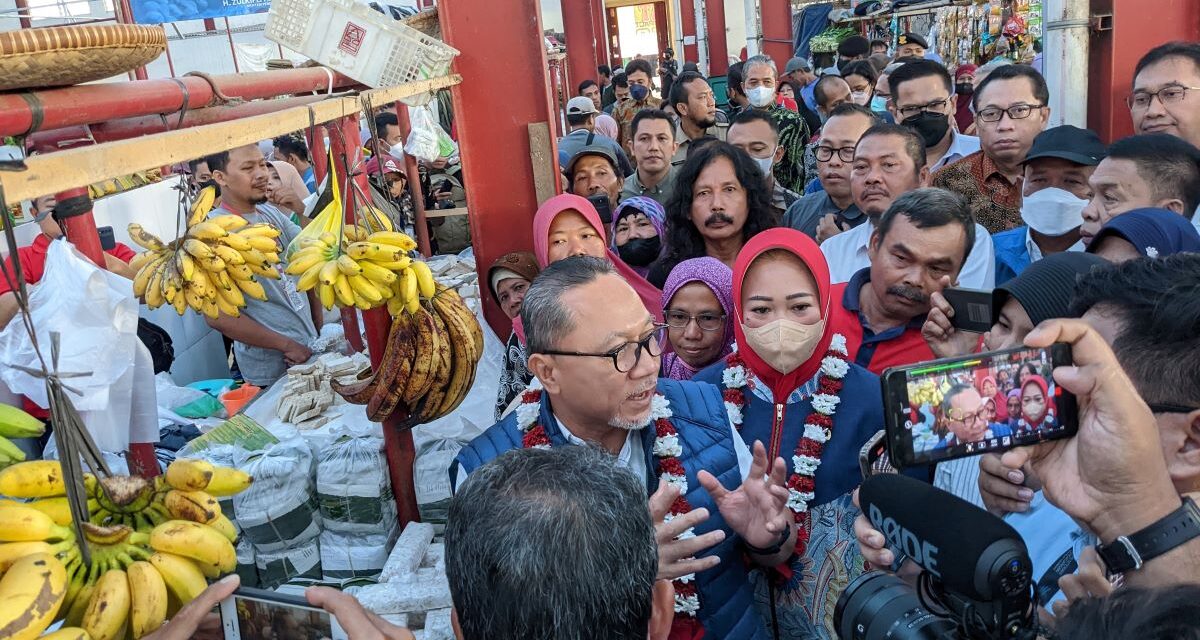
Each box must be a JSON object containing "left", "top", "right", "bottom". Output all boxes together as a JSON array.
[
  {"left": 0, "top": 460, "right": 65, "bottom": 498},
  {"left": 39, "top": 627, "right": 93, "bottom": 640},
  {"left": 26, "top": 496, "right": 73, "bottom": 526},
  {"left": 187, "top": 221, "right": 227, "bottom": 240},
  {"left": 128, "top": 561, "right": 167, "bottom": 638},
  {"left": 401, "top": 308, "right": 443, "bottom": 406},
  {"left": 368, "top": 231, "right": 418, "bottom": 251},
  {"left": 147, "top": 552, "right": 207, "bottom": 604},
  {"left": 148, "top": 520, "right": 236, "bottom": 576},
  {"left": 188, "top": 186, "right": 218, "bottom": 226},
  {"left": 205, "top": 467, "right": 252, "bottom": 497},
  {"left": 81, "top": 569, "right": 130, "bottom": 640},
  {"left": 126, "top": 224, "right": 166, "bottom": 252},
  {"left": 0, "top": 403, "right": 45, "bottom": 439},
  {"left": 0, "top": 552, "right": 68, "bottom": 640},
  {"left": 164, "top": 459, "right": 213, "bottom": 492},
  {"left": 410, "top": 260, "right": 436, "bottom": 299},
  {"left": 163, "top": 490, "right": 220, "bottom": 524}
]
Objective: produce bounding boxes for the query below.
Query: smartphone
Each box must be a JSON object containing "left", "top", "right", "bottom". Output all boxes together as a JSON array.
[
  {"left": 880, "top": 344, "right": 1078, "bottom": 468},
  {"left": 942, "top": 286, "right": 993, "bottom": 333},
  {"left": 97, "top": 226, "right": 116, "bottom": 251},
  {"left": 858, "top": 430, "right": 896, "bottom": 478},
  {"left": 587, "top": 193, "right": 613, "bottom": 225},
  {"left": 220, "top": 587, "right": 346, "bottom": 640}
]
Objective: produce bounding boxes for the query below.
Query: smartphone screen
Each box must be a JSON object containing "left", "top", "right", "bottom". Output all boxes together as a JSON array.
[
  {"left": 882, "top": 344, "right": 1077, "bottom": 467},
  {"left": 221, "top": 589, "right": 345, "bottom": 640}
]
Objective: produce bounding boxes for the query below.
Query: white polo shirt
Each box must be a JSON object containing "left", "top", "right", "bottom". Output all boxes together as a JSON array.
[{"left": 820, "top": 219, "right": 996, "bottom": 289}]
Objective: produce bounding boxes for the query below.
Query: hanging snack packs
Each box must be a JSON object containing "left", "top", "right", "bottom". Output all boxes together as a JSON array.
[
  {"left": 317, "top": 426, "right": 397, "bottom": 534},
  {"left": 233, "top": 432, "right": 321, "bottom": 552}
]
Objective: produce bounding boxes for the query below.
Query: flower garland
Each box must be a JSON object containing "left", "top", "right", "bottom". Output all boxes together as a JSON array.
[
  {"left": 719, "top": 334, "right": 850, "bottom": 557},
  {"left": 515, "top": 388, "right": 702, "bottom": 620}
]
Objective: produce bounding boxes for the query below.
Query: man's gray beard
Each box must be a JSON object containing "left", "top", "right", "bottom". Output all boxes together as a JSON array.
[{"left": 609, "top": 413, "right": 650, "bottom": 431}]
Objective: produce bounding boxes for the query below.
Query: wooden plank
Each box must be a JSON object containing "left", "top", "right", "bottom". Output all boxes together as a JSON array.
[
  {"left": 527, "top": 121, "right": 557, "bottom": 205},
  {"left": 0, "top": 75, "right": 463, "bottom": 203},
  {"left": 424, "top": 206, "right": 468, "bottom": 218}
]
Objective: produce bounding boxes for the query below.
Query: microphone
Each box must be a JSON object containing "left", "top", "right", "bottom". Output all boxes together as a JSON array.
[{"left": 859, "top": 473, "right": 1032, "bottom": 602}]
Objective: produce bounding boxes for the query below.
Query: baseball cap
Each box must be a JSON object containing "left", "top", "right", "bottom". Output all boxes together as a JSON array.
[
  {"left": 365, "top": 155, "right": 404, "bottom": 175},
  {"left": 897, "top": 32, "right": 928, "bottom": 49},
  {"left": 837, "top": 36, "right": 870, "bottom": 58},
  {"left": 566, "top": 96, "right": 598, "bottom": 116},
  {"left": 1022, "top": 125, "right": 1106, "bottom": 167},
  {"left": 566, "top": 144, "right": 619, "bottom": 178},
  {"left": 784, "top": 57, "right": 812, "bottom": 75}
]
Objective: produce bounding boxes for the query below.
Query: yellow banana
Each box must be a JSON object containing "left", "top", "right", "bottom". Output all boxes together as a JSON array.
[
  {"left": 211, "top": 213, "right": 248, "bottom": 231},
  {"left": 318, "top": 283, "right": 336, "bottom": 309},
  {"left": 217, "top": 233, "right": 251, "bottom": 251},
  {"left": 333, "top": 273, "right": 355, "bottom": 307},
  {"left": 149, "top": 520, "right": 236, "bottom": 575},
  {"left": 410, "top": 260, "right": 436, "bottom": 299},
  {"left": 187, "top": 221, "right": 227, "bottom": 240},
  {"left": 127, "top": 250, "right": 160, "bottom": 273},
  {"left": 215, "top": 281, "right": 246, "bottom": 308},
  {"left": 239, "top": 248, "right": 269, "bottom": 267},
  {"left": 226, "top": 263, "right": 254, "bottom": 282},
  {"left": 126, "top": 224, "right": 166, "bottom": 252},
  {"left": 358, "top": 260, "right": 399, "bottom": 285},
  {"left": 213, "top": 294, "right": 240, "bottom": 318},
  {"left": 177, "top": 252, "right": 196, "bottom": 281},
  {"left": 371, "top": 257, "right": 414, "bottom": 271},
  {"left": 201, "top": 255, "right": 226, "bottom": 273},
  {"left": 183, "top": 286, "right": 206, "bottom": 312},
  {"left": 296, "top": 261, "right": 324, "bottom": 292},
  {"left": 236, "top": 223, "right": 281, "bottom": 239},
  {"left": 247, "top": 262, "right": 280, "bottom": 280},
  {"left": 182, "top": 238, "right": 213, "bottom": 260},
  {"left": 347, "top": 242, "right": 402, "bottom": 263},
  {"left": 38, "top": 627, "right": 92, "bottom": 640},
  {"left": 0, "top": 460, "right": 65, "bottom": 498},
  {"left": 163, "top": 490, "right": 220, "bottom": 524},
  {"left": 318, "top": 261, "right": 341, "bottom": 286},
  {"left": 212, "top": 244, "right": 245, "bottom": 266},
  {"left": 0, "top": 540, "right": 55, "bottom": 572},
  {"left": 147, "top": 552, "right": 207, "bottom": 605},
  {"left": 164, "top": 459, "right": 213, "bottom": 492},
  {"left": 336, "top": 254, "right": 363, "bottom": 276},
  {"left": 348, "top": 275, "right": 384, "bottom": 303},
  {"left": 205, "top": 467, "right": 253, "bottom": 497},
  {"left": 0, "top": 552, "right": 68, "bottom": 640},
  {"left": 399, "top": 267, "right": 418, "bottom": 302},
  {"left": 235, "top": 278, "right": 268, "bottom": 301},
  {"left": 367, "top": 231, "right": 417, "bottom": 251},
  {"left": 318, "top": 231, "right": 339, "bottom": 247},
  {"left": 284, "top": 250, "right": 327, "bottom": 276},
  {"left": 131, "top": 253, "right": 169, "bottom": 298},
  {"left": 212, "top": 269, "right": 235, "bottom": 292},
  {"left": 208, "top": 513, "right": 238, "bottom": 543},
  {"left": 81, "top": 569, "right": 130, "bottom": 640},
  {"left": 26, "top": 496, "right": 73, "bottom": 526},
  {"left": 128, "top": 561, "right": 167, "bottom": 639},
  {"left": 188, "top": 186, "right": 217, "bottom": 226},
  {"left": 245, "top": 236, "right": 278, "bottom": 253},
  {"left": 203, "top": 298, "right": 220, "bottom": 319}
]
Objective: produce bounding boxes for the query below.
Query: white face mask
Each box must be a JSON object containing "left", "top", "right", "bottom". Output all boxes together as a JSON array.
[
  {"left": 850, "top": 91, "right": 871, "bottom": 105},
  {"left": 388, "top": 141, "right": 406, "bottom": 159},
  {"left": 747, "top": 86, "right": 776, "bottom": 108},
  {"left": 753, "top": 149, "right": 776, "bottom": 176},
  {"left": 1020, "top": 187, "right": 1088, "bottom": 237},
  {"left": 740, "top": 318, "right": 826, "bottom": 373}
]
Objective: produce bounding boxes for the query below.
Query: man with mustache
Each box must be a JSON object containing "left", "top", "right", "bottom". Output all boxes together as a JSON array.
[
  {"left": 454, "top": 256, "right": 797, "bottom": 639},
  {"left": 827, "top": 187, "right": 976, "bottom": 374}
]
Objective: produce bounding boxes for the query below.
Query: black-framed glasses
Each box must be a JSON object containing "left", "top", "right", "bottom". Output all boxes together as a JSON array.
[
  {"left": 976, "top": 103, "right": 1046, "bottom": 122},
  {"left": 896, "top": 98, "right": 950, "bottom": 119},
  {"left": 1127, "top": 85, "right": 1200, "bottom": 110},
  {"left": 815, "top": 145, "right": 856, "bottom": 162},
  {"left": 664, "top": 309, "right": 726, "bottom": 332},
  {"left": 538, "top": 325, "right": 667, "bottom": 373},
  {"left": 1148, "top": 402, "right": 1200, "bottom": 414}
]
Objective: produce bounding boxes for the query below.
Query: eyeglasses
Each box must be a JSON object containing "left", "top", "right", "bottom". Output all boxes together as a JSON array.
[
  {"left": 1127, "top": 85, "right": 1200, "bottom": 110},
  {"left": 664, "top": 310, "right": 726, "bottom": 332},
  {"left": 1147, "top": 402, "right": 1200, "bottom": 414},
  {"left": 946, "top": 407, "right": 988, "bottom": 425},
  {"left": 815, "top": 145, "right": 857, "bottom": 162},
  {"left": 538, "top": 325, "right": 667, "bottom": 373},
  {"left": 976, "top": 103, "right": 1046, "bottom": 123},
  {"left": 896, "top": 98, "right": 949, "bottom": 119}
]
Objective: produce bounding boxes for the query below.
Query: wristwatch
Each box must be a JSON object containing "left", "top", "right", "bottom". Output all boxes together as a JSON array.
[{"left": 1095, "top": 496, "right": 1200, "bottom": 574}]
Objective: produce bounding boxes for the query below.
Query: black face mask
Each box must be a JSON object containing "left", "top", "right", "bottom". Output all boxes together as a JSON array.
[
  {"left": 902, "top": 110, "right": 951, "bottom": 148},
  {"left": 956, "top": 82, "right": 974, "bottom": 95},
  {"left": 617, "top": 236, "right": 662, "bottom": 267}
]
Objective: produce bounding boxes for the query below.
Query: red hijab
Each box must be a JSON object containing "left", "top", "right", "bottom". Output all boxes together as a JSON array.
[
  {"left": 531, "top": 193, "right": 664, "bottom": 321},
  {"left": 732, "top": 228, "right": 834, "bottom": 400},
  {"left": 1020, "top": 375, "right": 1051, "bottom": 428}
]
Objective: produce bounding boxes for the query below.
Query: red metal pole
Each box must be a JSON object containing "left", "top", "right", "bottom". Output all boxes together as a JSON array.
[
  {"left": 705, "top": 0, "right": 729, "bottom": 76},
  {"left": 440, "top": 0, "right": 557, "bottom": 337},
  {"left": 13, "top": 0, "right": 31, "bottom": 29},
  {"left": 760, "top": 0, "right": 793, "bottom": 72},
  {"left": 394, "top": 105, "right": 433, "bottom": 258},
  {"left": 592, "top": 0, "right": 610, "bottom": 70},
  {"left": 562, "top": 0, "right": 600, "bottom": 94},
  {"left": 326, "top": 117, "right": 366, "bottom": 355},
  {"left": 329, "top": 114, "right": 420, "bottom": 526},
  {"left": 0, "top": 68, "right": 359, "bottom": 137},
  {"left": 678, "top": 0, "right": 698, "bottom": 63}
]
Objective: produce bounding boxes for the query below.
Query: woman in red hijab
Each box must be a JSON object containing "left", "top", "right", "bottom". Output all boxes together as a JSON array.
[
  {"left": 1016, "top": 374, "right": 1056, "bottom": 435},
  {"left": 692, "top": 228, "right": 884, "bottom": 638}
]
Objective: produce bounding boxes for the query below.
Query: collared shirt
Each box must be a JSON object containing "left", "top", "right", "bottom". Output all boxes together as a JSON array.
[
  {"left": 671, "top": 119, "right": 728, "bottom": 166},
  {"left": 827, "top": 267, "right": 935, "bottom": 375},
  {"left": 992, "top": 225, "right": 1085, "bottom": 285},
  {"left": 819, "top": 219, "right": 996, "bottom": 289},
  {"left": 931, "top": 149, "right": 1024, "bottom": 234},
  {"left": 782, "top": 191, "right": 866, "bottom": 239},
  {"left": 928, "top": 130, "right": 982, "bottom": 173},
  {"left": 800, "top": 82, "right": 818, "bottom": 112},
  {"left": 612, "top": 98, "right": 655, "bottom": 150},
  {"left": 621, "top": 168, "right": 676, "bottom": 206},
  {"left": 770, "top": 182, "right": 802, "bottom": 224},
  {"left": 1004, "top": 492, "right": 1097, "bottom": 605},
  {"left": 302, "top": 166, "right": 317, "bottom": 193},
  {"left": 933, "top": 456, "right": 984, "bottom": 508}
]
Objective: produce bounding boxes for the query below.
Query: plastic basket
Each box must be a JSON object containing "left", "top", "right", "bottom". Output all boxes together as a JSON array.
[{"left": 265, "top": 0, "right": 458, "bottom": 100}]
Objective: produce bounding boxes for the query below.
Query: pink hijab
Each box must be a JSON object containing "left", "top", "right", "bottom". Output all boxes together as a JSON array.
[
  {"left": 514, "top": 194, "right": 663, "bottom": 343},
  {"left": 270, "top": 160, "right": 309, "bottom": 204}
]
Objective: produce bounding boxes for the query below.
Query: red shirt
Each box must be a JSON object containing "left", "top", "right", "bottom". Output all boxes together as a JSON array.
[
  {"left": 827, "top": 268, "right": 935, "bottom": 375},
  {"left": 0, "top": 234, "right": 137, "bottom": 296}
]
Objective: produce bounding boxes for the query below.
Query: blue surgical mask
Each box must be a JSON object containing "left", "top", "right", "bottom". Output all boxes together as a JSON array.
[
  {"left": 870, "top": 96, "right": 888, "bottom": 112},
  {"left": 630, "top": 84, "right": 649, "bottom": 101}
]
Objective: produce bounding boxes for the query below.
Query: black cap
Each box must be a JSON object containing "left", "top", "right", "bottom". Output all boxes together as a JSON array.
[
  {"left": 566, "top": 144, "right": 619, "bottom": 177},
  {"left": 1023, "top": 125, "right": 1107, "bottom": 166},
  {"left": 837, "top": 35, "right": 870, "bottom": 58},
  {"left": 991, "top": 252, "right": 1109, "bottom": 326},
  {"left": 897, "top": 32, "right": 928, "bottom": 49}
]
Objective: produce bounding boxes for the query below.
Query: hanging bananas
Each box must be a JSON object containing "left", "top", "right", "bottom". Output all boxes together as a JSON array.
[
  {"left": 285, "top": 224, "right": 423, "bottom": 313},
  {"left": 0, "top": 459, "right": 253, "bottom": 639},
  {"left": 129, "top": 185, "right": 281, "bottom": 318}
]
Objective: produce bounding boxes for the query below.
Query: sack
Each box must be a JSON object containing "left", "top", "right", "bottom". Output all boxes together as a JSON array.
[
  {"left": 319, "top": 527, "right": 396, "bottom": 581},
  {"left": 255, "top": 538, "right": 322, "bottom": 589},
  {"left": 233, "top": 435, "right": 321, "bottom": 552},
  {"left": 316, "top": 426, "right": 397, "bottom": 534},
  {"left": 137, "top": 319, "right": 174, "bottom": 374}
]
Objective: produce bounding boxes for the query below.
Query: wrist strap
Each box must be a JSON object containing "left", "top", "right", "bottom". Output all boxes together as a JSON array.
[
  {"left": 1095, "top": 496, "right": 1200, "bottom": 574},
  {"left": 744, "top": 525, "right": 792, "bottom": 556}
]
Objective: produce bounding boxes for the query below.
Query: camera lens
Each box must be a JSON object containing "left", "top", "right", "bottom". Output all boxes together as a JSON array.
[{"left": 834, "top": 571, "right": 957, "bottom": 640}]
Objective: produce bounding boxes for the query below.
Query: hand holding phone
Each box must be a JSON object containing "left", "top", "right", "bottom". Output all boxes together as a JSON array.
[
  {"left": 922, "top": 288, "right": 984, "bottom": 359},
  {"left": 942, "top": 286, "right": 993, "bottom": 333},
  {"left": 221, "top": 587, "right": 348, "bottom": 640}
]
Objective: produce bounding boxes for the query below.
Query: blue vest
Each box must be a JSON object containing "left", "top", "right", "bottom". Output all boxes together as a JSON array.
[{"left": 454, "top": 378, "right": 770, "bottom": 640}]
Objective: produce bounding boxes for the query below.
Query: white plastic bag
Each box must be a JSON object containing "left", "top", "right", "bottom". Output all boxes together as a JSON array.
[
  {"left": 403, "top": 106, "right": 442, "bottom": 164},
  {"left": 316, "top": 424, "right": 396, "bottom": 534},
  {"left": 233, "top": 433, "right": 321, "bottom": 553}
]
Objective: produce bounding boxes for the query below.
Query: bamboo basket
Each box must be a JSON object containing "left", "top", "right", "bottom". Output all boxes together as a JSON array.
[{"left": 0, "top": 24, "right": 166, "bottom": 92}]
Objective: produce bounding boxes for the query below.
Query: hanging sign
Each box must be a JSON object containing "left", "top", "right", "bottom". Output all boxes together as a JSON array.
[{"left": 129, "top": 0, "right": 271, "bottom": 24}]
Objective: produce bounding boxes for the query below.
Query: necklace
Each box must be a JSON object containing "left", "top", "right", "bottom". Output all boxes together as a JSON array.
[{"left": 718, "top": 335, "right": 850, "bottom": 556}]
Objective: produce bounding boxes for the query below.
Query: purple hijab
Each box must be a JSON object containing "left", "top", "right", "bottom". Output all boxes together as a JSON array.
[
  {"left": 659, "top": 257, "right": 735, "bottom": 380},
  {"left": 610, "top": 196, "right": 667, "bottom": 277}
]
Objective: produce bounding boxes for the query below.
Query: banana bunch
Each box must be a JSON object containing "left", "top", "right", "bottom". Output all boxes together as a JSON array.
[
  {"left": 285, "top": 225, "right": 430, "bottom": 314},
  {"left": 0, "top": 404, "right": 45, "bottom": 469},
  {"left": 907, "top": 379, "right": 946, "bottom": 408},
  {"left": 0, "top": 459, "right": 251, "bottom": 639},
  {"left": 333, "top": 285, "right": 483, "bottom": 425},
  {"left": 128, "top": 186, "right": 281, "bottom": 319}
]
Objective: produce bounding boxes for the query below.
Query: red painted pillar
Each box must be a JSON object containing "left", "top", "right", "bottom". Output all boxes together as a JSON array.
[
  {"left": 563, "top": 0, "right": 600, "bottom": 93},
  {"left": 705, "top": 0, "right": 729, "bottom": 75},
  {"left": 325, "top": 118, "right": 366, "bottom": 356},
  {"left": 440, "top": 0, "right": 559, "bottom": 337},
  {"left": 1087, "top": 0, "right": 1200, "bottom": 143},
  {"left": 678, "top": 0, "right": 698, "bottom": 63},
  {"left": 760, "top": 0, "right": 793, "bottom": 70},
  {"left": 592, "top": 0, "right": 610, "bottom": 71}
]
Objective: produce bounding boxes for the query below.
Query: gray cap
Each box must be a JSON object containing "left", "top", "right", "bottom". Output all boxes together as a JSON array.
[
  {"left": 566, "top": 96, "right": 598, "bottom": 116},
  {"left": 784, "top": 57, "right": 812, "bottom": 75},
  {"left": 566, "top": 144, "right": 619, "bottom": 177}
]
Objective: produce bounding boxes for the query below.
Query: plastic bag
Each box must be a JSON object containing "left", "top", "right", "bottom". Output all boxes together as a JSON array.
[
  {"left": 233, "top": 433, "right": 321, "bottom": 553},
  {"left": 413, "top": 437, "right": 460, "bottom": 526},
  {"left": 316, "top": 424, "right": 397, "bottom": 534},
  {"left": 320, "top": 527, "right": 396, "bottom": 580},
  {"left": 403, "top": 106, "right": 442, "bottom": 164}
]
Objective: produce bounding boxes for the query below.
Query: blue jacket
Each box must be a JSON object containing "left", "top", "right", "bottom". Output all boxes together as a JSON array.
[
  {"left": 693, "top": 361, "right": 884, "bottom": 507},
  {"left": 454, "top": 378, "right": 770, "bottom": 640},
  {"left": 993, "top": 226, "right": 1031, "bottom": 286}
]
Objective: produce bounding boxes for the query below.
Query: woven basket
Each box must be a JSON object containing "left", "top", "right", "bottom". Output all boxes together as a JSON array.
[{"left": 0, "top": 24, "right": 166, "bottom": 92}]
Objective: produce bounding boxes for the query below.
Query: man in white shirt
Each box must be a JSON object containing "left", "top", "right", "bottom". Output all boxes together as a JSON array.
[{"left": 821, "top": 124, "right": 994, "bottom": 288}]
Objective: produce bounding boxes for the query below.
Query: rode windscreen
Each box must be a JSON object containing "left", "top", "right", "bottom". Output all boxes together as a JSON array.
[{"left": 859, "top": 473, "right": 1028, "bottom": 601}]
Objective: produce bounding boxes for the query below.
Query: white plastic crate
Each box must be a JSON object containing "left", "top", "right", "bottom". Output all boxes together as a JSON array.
[{"left": 266, "top": 0, "right": 458, "bottom": 95}]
